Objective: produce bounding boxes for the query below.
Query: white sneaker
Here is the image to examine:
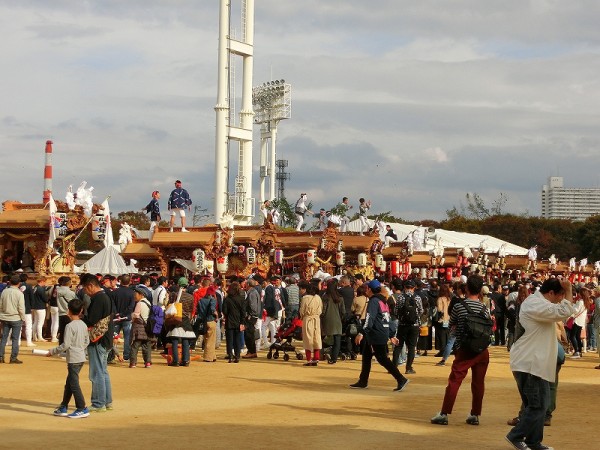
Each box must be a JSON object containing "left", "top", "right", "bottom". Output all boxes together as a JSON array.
[
  {"left": 169, "top": 228, "right": 173, "bottom": 233},
  {"left": 570, "top": 353, "right": 581, "bottom": 359},
  {"left": 181, "top": 228, "right": 189, "bottom": 232},
  {"left": 51, "top": 338, "right": 59, "bottom": 343},
  {"left": 26, "top": 342, "right": 37, "bottom": 347}
]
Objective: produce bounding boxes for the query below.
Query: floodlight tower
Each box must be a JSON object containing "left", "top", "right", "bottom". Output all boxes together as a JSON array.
[
  {"left": 252, "top": 79, "right": 291, "bottom": 203},
  {"left": 214, "top": 0, "right": 255, "bottom": 226}
]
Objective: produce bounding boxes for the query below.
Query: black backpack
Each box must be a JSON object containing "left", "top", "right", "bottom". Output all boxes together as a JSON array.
[
  {"left": 461, "top": 301, "right": 493, "bottom": 354},
  {"left": 399, "top": 293, "right": 418, "bottom": 324}
]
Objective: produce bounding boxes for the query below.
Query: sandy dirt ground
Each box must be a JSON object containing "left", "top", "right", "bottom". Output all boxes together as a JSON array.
[{"left": 0, "top": 342, "right": 598, "bottom": 450}]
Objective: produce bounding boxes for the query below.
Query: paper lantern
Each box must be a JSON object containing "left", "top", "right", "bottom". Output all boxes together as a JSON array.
[
  {"left": 378, "top": 260, "right": 387, "bottom": 272},
  {"left": 192, "top": 248, "right": 205, "bottom": 272},
  {"left": 307, "top": 249, "right": 316, "bottom": 264},
  {"left": 274, "top": 249, "right": 284, "bottom": 265},
  {"left": 216, "top": 256, "right": 228, "bottom": 274},
  {"left": 420, "top": 268, "right": 427, "bottom": 278},
  {"left": 320, "top": 238, "right": 327, "bottom": 250},
  {"left": 246, "top": 247, "right": 256, "bottom": 264},
  {"left": 403, "top": 262, "right": 411, "bottom": 277},
  {"left": 336, "top": 251, "right": 345, "bottom": 266},
  {"left": 232, "top": 245, "right": 238, "bottom": 254},
  {"left": 91, "top": 213, "right": 107, "bottom": 242},
  {"left": 390, "top": 261, "right": 401, "bottom": 276},
  {"left": 237, "top": 245, "right": 245, "bottom": 254},
  {"left": 357, "top": 253, "right": 367, "bottom": 267},
  {"left": 374, "top": 254, "right": 384, "bottom": 268},
  {"left": 337, "top": 240, "right": 343, "bottom": 252}
]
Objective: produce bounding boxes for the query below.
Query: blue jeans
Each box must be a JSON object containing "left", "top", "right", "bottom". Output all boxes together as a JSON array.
[
  {"left": 587, "top": 323, "right": 596, "bottom": 349},
  {"left": 113, "top": 320, "right": 132, "bottom": 359},
  {"left": 171, "top": 337, "right": 190, "bottom": 365},
  {"left": 88, "top": 344, "right": 113, "bottom": 408},
  {"left": 215, "top": 320, "right": 222, "bottom": 348},
  {"left": 286, "top": 304, "right": 299, "bottom": 318},
  {"left": 507, "top": 372, "right": 550, "bottom": 448},
  {"left": 442, "top": 334, "right": 457, "bottom": 360},
  {"left": 0, "top": 320, "right": 22, "bottom": 360}
]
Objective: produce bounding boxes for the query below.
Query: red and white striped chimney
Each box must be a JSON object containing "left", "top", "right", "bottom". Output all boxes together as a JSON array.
[{"left": 43, "top": 140, "right": 53, "bottom": 204}]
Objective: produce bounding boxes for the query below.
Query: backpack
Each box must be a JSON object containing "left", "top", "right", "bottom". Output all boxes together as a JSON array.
[
  {"left": 460, "top": 301, "right": 494, "bottom": 354},
  {"left": 399, "top": 293, "right": 418, "bottom": 324},
  {"left": 143, "top": 300, "right": 165, "bottom": 336}
]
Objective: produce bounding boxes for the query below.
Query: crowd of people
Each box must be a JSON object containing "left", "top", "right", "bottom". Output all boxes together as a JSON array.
[{"left": 0, "top": 267, "right": 596, "bottom": 447}]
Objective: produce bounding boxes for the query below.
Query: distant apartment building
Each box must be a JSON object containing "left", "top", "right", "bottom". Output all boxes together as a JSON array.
[{"left": 541, "top": 176, "right": 600, "bottom": 220}]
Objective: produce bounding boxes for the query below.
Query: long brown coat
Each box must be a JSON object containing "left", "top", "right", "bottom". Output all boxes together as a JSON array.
[{"left": 300, "top": 294, "right": 322, "bottom": 351}]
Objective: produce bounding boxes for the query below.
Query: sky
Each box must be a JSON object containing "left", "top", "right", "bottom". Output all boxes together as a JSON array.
[{"left": 2, "top": 0, "right": 600, "bottom": 223}]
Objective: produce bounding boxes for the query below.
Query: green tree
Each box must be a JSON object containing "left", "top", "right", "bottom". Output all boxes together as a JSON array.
[
  {"left": 271, "top": 198, "right": 294, "bottom": 229},
  {"left": 577, "top": 215, "right": 600, "bottom": 261},
  {"left": 447, "top": 192, "right": 510, "bottom": 220},
  {"left": 116, "top": 211, "right": 150, "bottom": 230}
]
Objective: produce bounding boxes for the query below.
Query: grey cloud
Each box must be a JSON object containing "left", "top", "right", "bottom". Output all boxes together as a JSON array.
[
  {"left": 28, "top": 23, "right": 108, "bottom": 41},
  {"left": 2, "top": 1, "right": 600, "bottom": 224}
]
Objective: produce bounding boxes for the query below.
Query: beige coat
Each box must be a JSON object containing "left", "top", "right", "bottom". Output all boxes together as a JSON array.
[
  {"left": 300, "top": 294, "right": 322, "bottom": 351},
  {"left": 351, "top": 295, "right": 368, "bottom": 320},
  {"left": 437, "top": 296, "right": 450, "bottom": 323}
]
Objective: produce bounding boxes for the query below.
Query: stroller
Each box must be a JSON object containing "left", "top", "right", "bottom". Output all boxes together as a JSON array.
[
  {"left": 267, "top": 314, "right": 304, "bottom": 361},
  {"left": 322, "top": 315, "right": 361, "bottom": 361}
]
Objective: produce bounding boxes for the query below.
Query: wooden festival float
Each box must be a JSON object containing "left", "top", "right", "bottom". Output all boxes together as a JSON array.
[
  {"left": 0, "top": 200, "right": 104, "bottom": 281},
  {"left": 120, "top": 216, "right": 595, "bottom": 283},
  {"left": 122, "top": 216, "right": 386, "bottom": 281},
  {"left": 3, "top": 201, "right": 595, "bottom": 284}
]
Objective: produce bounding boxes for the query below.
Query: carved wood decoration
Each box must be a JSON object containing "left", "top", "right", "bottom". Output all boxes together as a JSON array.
[
  {"left": 345, "top": 265, "right": 375, "bottom": 280},
  {"left": 30, "top": 239, "right": 49, "bottom": 274},
  {"left": 205, "top": 228, "right": 234, "bottom": 260},
  {"left": 155, "top": 247, "right": 169, "bottom": 277}
]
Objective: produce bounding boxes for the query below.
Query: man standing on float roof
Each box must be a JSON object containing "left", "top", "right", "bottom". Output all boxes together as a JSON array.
[{"left": 168, "top": 180, "right": 192, "bottom": 233}]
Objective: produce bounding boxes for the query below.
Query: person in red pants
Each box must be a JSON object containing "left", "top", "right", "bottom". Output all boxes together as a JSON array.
[{"left": 431, "top": 275, "right": 491, "bottom": 426}]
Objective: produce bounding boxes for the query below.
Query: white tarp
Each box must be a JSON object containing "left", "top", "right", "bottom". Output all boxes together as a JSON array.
[
  {"left": 76, "top": 244, "right": 135, "bottom": 275},
  {"left": 347, "top": 219, "right": 528, "bottom": 256},
  {"left": 173, "top": 258, "right": 197, "bottom": 273}
]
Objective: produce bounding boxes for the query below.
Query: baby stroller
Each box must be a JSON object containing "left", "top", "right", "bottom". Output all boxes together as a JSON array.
[
  {"left": 267, "top": 314, "right": 304, "bottom": 361},
  {"left": 322, "top": 315, "right": 361, "bottom": 361},
  {"left": 342, "top": 315, "right": 361, "bottom": 360}
]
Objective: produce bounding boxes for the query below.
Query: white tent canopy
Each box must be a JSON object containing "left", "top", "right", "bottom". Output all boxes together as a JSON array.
[
  {"left": 173, "top": 258, "right": 197, "bottom": 273},
  {"left": 348, "top": 219, "right": 528, "bottom": 256},
  {"left": 76, "top": 244, "right": 136, "bottom": 275}
]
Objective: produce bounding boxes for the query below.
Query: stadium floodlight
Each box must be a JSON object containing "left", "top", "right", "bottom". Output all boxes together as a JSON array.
[{"left": 252, "top": 79, "right": 292, "bottom": 124}]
